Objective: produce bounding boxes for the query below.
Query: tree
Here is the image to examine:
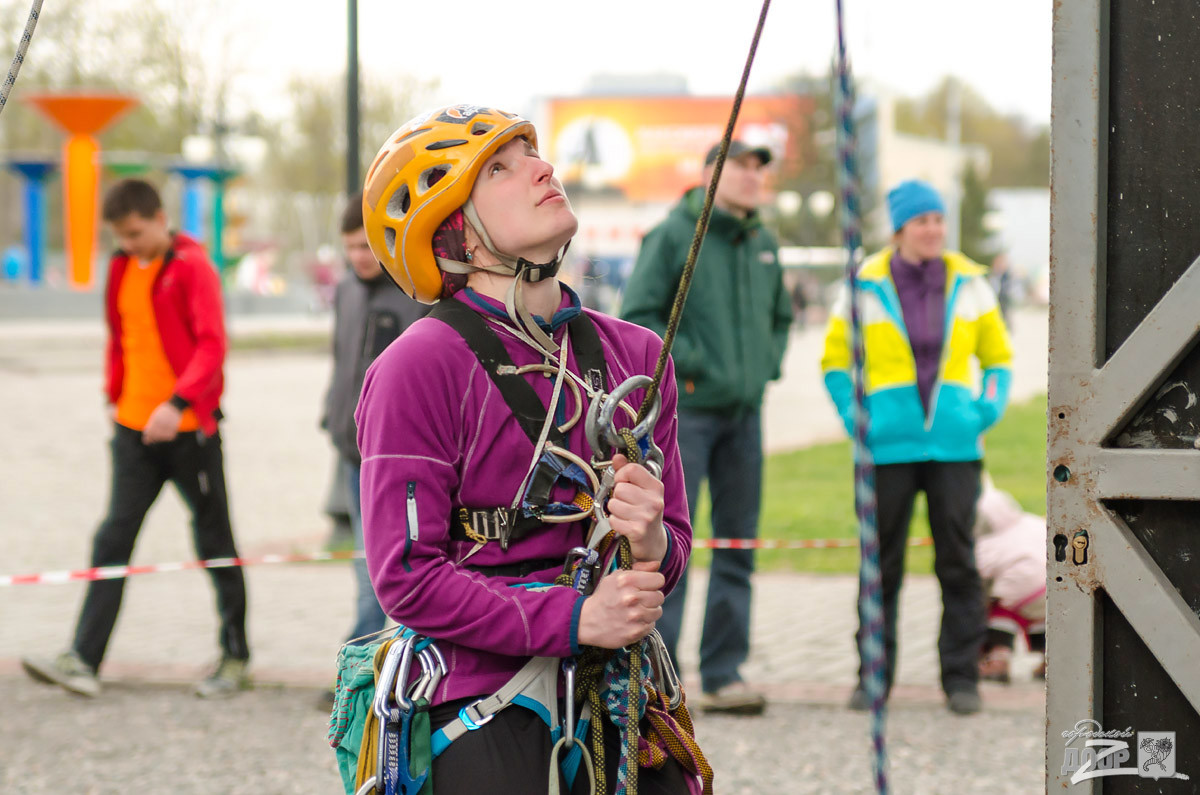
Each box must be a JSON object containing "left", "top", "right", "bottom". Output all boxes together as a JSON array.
[
  {"left": 769, "top": 70, "right": 843, "bottom": 249},
  {"left": 894, "top": 76, "right": 1049, "bottom": 188},
  {"left": 958, "top": 162, "right": 996, "bottom": 265},
  {"left": 251, "top": 73, "right": 436, "bottom": 273},
  {"left": 0, "top": 0, "right": 248, "bottom": 253}
]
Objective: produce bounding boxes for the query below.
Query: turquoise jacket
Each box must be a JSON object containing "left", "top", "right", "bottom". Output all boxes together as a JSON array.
[{"left": 821, "top": 248, "right": 1014, "bottom": 465}]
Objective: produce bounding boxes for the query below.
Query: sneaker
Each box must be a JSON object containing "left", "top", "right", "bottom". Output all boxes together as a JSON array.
[
  {"left": 195, "top": 656, "right": 250, "bottom": 699},
  {"left": 21, "top": 650, "right": 100, "bottom": 698},
  {"left": 979, "top": 647, "right": 1012, "bottom": 684},
  {"left": 947, "top": 689, "right": 982, "bottom": 715},
  {"left": 696, "top": 681, "right": 766, "bottom": 716}
]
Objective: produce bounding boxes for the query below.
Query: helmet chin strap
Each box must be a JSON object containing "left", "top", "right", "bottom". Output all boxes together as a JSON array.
[{"left": 434, "top": 200, "right": 569, "bottom": 357}]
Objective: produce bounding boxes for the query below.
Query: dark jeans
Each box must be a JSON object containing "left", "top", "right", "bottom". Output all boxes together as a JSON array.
[
  {"left": 342, "top": 456, "right": 388, "bottom": 644},
  {"left": 73, "top": 424, "right": 249, "bottom": 671},
  {"left": 859, "top": 459, "right": 983, "bottom": 695},
  {"left": 657, "top": 407, "right": 762, "bottom": 694}
]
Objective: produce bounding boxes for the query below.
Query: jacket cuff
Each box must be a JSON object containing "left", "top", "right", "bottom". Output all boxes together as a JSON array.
[
  {"left": 568, "top": 593, "right": 586, "bottom": 656},
  {"left": 168, "top": 394, "right": 191, "bottom": 412}
]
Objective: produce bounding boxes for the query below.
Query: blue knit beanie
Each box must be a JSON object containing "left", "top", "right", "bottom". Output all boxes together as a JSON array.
[{"left": 887, "top": 180, "right": 946, "bottom": 232}]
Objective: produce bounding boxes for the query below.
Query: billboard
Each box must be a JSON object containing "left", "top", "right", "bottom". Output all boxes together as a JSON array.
[{"left": 543, "top": 95, "right": 814, "bottom": 203}]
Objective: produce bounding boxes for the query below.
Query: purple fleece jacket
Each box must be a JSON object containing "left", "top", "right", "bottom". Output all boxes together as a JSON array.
[
  {"left": 356, "top": 287, "right": 692, "bottom": 706},
  {"left": 889, "top": 252, "right": 947, "bottom": 414}
]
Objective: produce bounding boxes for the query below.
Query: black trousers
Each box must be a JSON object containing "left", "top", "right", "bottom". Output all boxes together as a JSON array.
[
  {"left": 429, "top": 697, "right": 692, "bottom": 794},
  {"left": 856, "top": 459, "right": 983, "bottom": 695},
  {"left": 72, "top": 424, "right": 249, "bottom": 670}
]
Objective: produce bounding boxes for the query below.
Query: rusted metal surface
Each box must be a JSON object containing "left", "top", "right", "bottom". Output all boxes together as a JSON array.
[{"left": 1049, "top": 0, "right": 1200, "bottom": 789}]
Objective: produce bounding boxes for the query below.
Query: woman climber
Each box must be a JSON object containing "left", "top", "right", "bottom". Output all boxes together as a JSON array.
[{"left": 354, "top": 104, "right": 708, "bottom": 794}]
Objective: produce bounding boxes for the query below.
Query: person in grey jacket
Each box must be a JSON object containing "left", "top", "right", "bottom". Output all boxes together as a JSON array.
[{"left": 323, "top": 193, "right": 428, "bottom": 647}]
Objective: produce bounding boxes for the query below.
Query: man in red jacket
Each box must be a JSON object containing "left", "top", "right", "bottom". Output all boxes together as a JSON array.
[{"left": 22, "top": 179, "right": 250, "bottom": 699}]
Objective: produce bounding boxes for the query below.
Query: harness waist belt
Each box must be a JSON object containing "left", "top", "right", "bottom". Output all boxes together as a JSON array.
[
  {"left": 451, "top": 506, "right": 544, "bottom": 546},
  {"left": 463, "top": 556, "right": 565, "bottom": 579}
]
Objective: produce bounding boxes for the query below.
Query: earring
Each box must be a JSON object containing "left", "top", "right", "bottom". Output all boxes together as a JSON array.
[{"left": 465, "top": 249, "right": 474, "bottom": 262}]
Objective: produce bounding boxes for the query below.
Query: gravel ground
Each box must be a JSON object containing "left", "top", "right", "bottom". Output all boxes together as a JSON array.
[{"left": 0, "top": 677, "right": 1044, "bottom": 794}]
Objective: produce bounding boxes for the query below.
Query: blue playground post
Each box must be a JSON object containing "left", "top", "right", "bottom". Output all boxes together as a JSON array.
[
  {"left": 5, "top": 159, "right": 57, "bottom": 285},
  {"left": 168, "top": 164, "right": 238, "bottom": 271},
  {"left": 169, "top": 165, "right": 213, "bottom": 239}
]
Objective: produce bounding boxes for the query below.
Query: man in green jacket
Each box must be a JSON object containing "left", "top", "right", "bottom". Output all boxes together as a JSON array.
[{"left": 622, "top": 141, "right": 792, "bottom": 714}]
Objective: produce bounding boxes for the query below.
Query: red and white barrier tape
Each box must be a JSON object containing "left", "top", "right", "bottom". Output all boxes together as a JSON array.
[
  {"left": 699, "top": 537, "right": 933, "bottom": 551},
  {"left": 0, "top": 538, "right": 934, "bottom": 587},
  {"left": 0, "top": 551, "right": 358, "bottom": 588}
]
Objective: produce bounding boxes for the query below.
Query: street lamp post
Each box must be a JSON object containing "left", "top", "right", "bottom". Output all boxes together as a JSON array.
[{"left": 346, "top": 0, "right": 360, "bottom": 197}]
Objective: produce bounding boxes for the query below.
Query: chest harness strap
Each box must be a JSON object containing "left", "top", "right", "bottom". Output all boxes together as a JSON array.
[{"left": 429, "top": 298, "right": 610, "bottom": 549}]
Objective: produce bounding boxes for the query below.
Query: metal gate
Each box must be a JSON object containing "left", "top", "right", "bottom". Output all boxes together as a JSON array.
[{"left": 1049, "top": 0, "right": 1200, "bottom": 790}]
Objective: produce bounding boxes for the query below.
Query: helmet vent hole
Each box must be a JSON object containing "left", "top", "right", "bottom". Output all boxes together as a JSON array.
[
  {"left": 419, "top": 165, "right": 450, "bottom": 192},
  {"left": 394, "top": 127, "right": 430, "bottom": 145},
  {"left": 471, "top": 122, "right": 494, "bottom": 136},
  {"left": 387, "top": 184, "right": 411, "bottom": 219},
  {"left": 383, "top": 227, "right": 396, "bottom": 258}
]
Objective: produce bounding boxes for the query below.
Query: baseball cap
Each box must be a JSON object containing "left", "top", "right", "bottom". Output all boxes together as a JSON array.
[{"left": 704, "top": 140, "right": 773, "bottom": 167}]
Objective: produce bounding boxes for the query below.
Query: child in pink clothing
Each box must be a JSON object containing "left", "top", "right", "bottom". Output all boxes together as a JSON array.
[{"left": 973, "top": 478, "right": 1047, "bottom": 682}]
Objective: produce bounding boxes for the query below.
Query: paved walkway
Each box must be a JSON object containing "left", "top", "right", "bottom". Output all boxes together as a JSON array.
[{"left": 0, "top": 307, "right": 1049, "bottom": 792}]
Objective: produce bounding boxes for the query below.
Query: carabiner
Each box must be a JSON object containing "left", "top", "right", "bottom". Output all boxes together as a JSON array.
[
  {"left": 373, "top": 635, "right": 417, "bottom": 720},
  {"left": 561, "top": 658, "right": 578, "bottom": 748},
  {"left": 410, "top": 644, "right": 446, "bottom": 703},
  {"left": 563, "top": 546, "right": 600, "bottom": 595},
  {"left": 585, "top": 374, "right": 664, "bottom": 478}
]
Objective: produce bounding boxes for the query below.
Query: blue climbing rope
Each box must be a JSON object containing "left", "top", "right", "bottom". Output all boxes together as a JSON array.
[{"left": 834, "top": 1, "right": 889, "bottom": 792}]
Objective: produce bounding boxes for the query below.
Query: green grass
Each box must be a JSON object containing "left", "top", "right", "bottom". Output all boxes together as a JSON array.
[
  {"left": 689, "top": 395, "right": 1049, "bottom": 574},
  {"left": 229, "top": 332, "right": 330, "bottom": 353}
]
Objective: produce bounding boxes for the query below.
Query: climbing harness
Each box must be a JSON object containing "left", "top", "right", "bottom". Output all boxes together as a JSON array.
[
  {"left": 834, "top": 0, "right": 890, "bottom": 792},
  {"left": 0, "top": 0, "right": 42, "bottom": 116}
]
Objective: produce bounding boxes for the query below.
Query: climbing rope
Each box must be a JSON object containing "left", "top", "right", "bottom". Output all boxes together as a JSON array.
[
  {"left": 0, "top": 0, "right": 43, "bottom": 117},
  {"left": 834, "top": 1, "right": 889, "bottom": 792},
  {"left": 636, "top": 0, "right": 773, "bottom": 425},
  {"left": 576, "top": 3, "right": 771, "bottom": 792}
]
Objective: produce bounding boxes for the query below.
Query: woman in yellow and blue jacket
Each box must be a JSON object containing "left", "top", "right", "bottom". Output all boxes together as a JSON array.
[{"left": 821, "top": 179, "right": 1013, "bottom": 716}]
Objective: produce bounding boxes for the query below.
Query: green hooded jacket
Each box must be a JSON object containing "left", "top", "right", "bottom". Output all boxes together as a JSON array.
[{"left": 621, "top": 187, "right": 792, "bottom": 413}]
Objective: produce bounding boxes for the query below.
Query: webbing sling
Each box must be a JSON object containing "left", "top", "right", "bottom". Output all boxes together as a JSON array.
[
  {"left": 430, "top": 298, "right": 610, "bottom": 545},
  {"left": 430, "top": 298, "right": 570, "bottom": 448}
]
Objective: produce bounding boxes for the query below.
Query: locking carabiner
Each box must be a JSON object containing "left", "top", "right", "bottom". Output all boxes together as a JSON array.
[{"left": 585, "top": 374, "right": 664, "bottom": 478}]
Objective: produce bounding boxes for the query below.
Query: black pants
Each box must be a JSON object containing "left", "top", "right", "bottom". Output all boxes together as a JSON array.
[
  {"left": 428, "top": 697, "right": 692, "bottom": 794},
  {"left": 72, "top": 424, "right": 248, "bottom": 670},
  {"left": 856, "top": 460, "right": 983, "bottom": 695}
]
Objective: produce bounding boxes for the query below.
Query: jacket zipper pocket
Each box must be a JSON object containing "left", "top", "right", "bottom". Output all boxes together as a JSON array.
[{"left": 403, "top": 481, "right": 418, "bottom": 572}]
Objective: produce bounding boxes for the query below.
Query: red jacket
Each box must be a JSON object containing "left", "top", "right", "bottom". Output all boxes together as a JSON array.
[{"left": 104, "top": 232, "right": 227, "bottom": 436}]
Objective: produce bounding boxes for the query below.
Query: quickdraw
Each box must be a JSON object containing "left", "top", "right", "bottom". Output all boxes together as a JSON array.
[{"left": 352, "top": 631, "right": 444, "bottom": 795}]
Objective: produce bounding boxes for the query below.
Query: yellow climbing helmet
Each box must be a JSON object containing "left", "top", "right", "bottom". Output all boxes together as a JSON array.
[{"left": 362, "top": 104, "right": 536, "bottom": 303}]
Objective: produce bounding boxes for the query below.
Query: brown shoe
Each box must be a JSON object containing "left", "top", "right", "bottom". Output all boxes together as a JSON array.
[
  {"left": 696, "top": 681, "right": 767, "bottom": 716},
  {"left": 1032, "top": 657, "right": 1046, "bottom": 680},
  {"left": 978, "top": 647, "right": 1012, "bottom": 684}
]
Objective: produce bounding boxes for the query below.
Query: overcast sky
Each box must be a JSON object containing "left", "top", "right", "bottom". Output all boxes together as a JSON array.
[{"left": 224, "top": 0, "right": 1051, "bottom": 126}]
